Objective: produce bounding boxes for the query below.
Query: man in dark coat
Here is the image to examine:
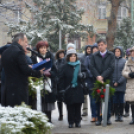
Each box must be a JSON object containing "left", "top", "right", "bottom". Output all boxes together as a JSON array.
[
  {"left": 90, "top": 39, "right": 115, "bottom": 126},
  {"left": 1, "top": 33, "right": 44, "bottom": 107}
]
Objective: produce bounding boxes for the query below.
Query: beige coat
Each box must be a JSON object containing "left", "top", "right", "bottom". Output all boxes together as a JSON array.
[{"left": 122, "top": 57, "right": 134, "bottom": 102}]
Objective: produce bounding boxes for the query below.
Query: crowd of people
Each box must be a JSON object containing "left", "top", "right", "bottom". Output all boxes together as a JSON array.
[{"left": 0, "top": 32, "right": 134, "bottom": 128}]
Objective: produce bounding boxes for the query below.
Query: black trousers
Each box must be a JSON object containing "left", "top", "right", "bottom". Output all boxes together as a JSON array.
[
  {"left": 131, "top": 104, "right": 134, "bottom": 118},
  {"left": 125, "top": 102, "right": 129, "bottom": 113},
  {"left": 66, "top": 103, "right": 82, "bottom": 124}
]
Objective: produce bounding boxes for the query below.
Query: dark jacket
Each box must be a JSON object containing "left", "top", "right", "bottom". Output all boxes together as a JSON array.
[
  {"left": 80, "top": 45, "right": 94, "bottom": 90},
  {"left": 84, "top": 55, "right": 94, "bottom": 90},
  {"left": 55, "top": 58, "right": 66, "bottom": 101},
  {"left": 113, "top": 47, "right": 126, "bottom": 92},
  {"left": 31, "top": 51, "right": 57, "bottom": 103},
  {"left": 26, "top": 55, "right": 33, "bottom": 65},
  {"left": 1, "top": 42, "right": 41, "bottom": 107},
  {"left": 80, "top": 45, "right": 92, "bottom": 64},
  {"left": 90, "top": 50, "right": 115, "bottom": 82},
  {"left": 58, "top": 63, "right": 88, "bottom": 105}
]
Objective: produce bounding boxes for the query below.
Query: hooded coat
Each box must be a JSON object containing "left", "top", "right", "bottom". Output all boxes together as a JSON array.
[
  {"left": 80, "top": 45, "right": 94, "bottom": 90},
  {"left": 122, "top": 56, "right": 134, "bottom": 102},
  {"left": 113, "top": 47, "right": 126, "bottom": 92},
  {"left": 80, "top": 45, "right": 92, "bottom": 64}
]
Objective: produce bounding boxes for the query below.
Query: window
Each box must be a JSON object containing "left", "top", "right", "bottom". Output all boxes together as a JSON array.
[
  {"left": 118, "top": 6, "right": 128, "bottom": 19},
  {"left": 98, "top": 6, "right": 106, "bottom": 19}
]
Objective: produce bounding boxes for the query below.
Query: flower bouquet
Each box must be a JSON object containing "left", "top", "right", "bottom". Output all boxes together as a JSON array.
[
  {"left": 28, "top": 77, "right": 45, "bottom": 99},
  {"left": 92, "top": 80, "right": 115, "bottom": 102},
  {"left": 0, "top": 103, "right": 53, "bottom": 134}
]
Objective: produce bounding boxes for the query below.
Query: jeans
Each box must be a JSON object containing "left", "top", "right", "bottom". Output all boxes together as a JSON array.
[
  {"left": 96, "top": 100, "right": 111, "bottom": 121},
  {"left": 89, "top": 90, "right": 97, "bottom": 118},
  {"left": 113, "top": 92, "right": 125, "bottom": 104}
]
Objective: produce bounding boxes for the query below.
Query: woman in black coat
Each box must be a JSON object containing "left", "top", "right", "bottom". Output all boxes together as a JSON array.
[
  {"left": 58, "top": 49, "right": 87, "bottom": 128},
  {"left": 113, "top": 46, "right": 126, "bottom": 122},
  {"left": 55, "top": 49, "right": 66, "bottom": 121},
  {"left": 31, "top": 41, "right": 57, "bottom": 123}
]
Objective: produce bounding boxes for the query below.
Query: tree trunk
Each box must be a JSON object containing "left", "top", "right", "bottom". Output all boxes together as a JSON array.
[{"left": 106, "top": 0, "right": 123, "bottom": 50}]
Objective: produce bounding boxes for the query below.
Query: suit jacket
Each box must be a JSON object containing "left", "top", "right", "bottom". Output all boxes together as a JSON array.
[{"left": 90, "top": 50, "right": 115, "bottom": 82}]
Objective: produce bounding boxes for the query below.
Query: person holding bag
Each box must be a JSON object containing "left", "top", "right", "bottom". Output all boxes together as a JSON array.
[
  {"left": 122, "top": 46, "right": 134, "bottom": 125},
  {"left": 31, "top": 41, "right": 57, "bottom": 123},
  {"left": 58, "top": 49, "right": 88, "bottom": 128}
]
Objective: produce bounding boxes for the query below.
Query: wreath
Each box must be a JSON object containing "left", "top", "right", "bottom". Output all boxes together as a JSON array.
[{"left": 92, "top": 80, "right": 115, "bottom": 102}]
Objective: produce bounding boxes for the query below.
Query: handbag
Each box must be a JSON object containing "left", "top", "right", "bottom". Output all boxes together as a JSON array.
[{"left": 44, "top": 77, "right": 52, "bottom": 93}]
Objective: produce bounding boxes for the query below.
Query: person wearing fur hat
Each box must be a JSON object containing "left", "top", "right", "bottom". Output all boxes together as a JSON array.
[
  {"left": 122, "top": 46, "right": 134, "bottom": 125},
  {"left": 66, "top": 43, "right": 76, "bottom": 50},
  {"left": 64, "top": 43, "right": 76, "bottom": 56},
  {"left": 31, "top": 41, "right": 57, "bottom": 123},
  {"left": 58, "top": 49, "right": 88, "bottom": 128},
  {"left": 55, "top": 49, "right": 66, "bottom": 121}
]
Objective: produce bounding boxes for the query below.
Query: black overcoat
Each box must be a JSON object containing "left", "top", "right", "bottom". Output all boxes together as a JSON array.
[
  {"left": 1, "top": 42, "right": 41, "bottom": 107},
  {"left": 58, "top": 63, "right": 87, "bottom": 105},
  {"left": 90, "top": 50, "right": 115, "bottom": 82},
  {"left": 31, "top": 51, "right": 57, "bottom": 103}
]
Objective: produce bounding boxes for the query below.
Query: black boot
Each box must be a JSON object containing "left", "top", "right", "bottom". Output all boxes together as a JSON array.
[
  {"left": 119, "top": 103, "right": 124, "bottom": 122},
  {"left": 95, "top": 116, "right": 102, "bottom": 126},
  {"left": 75, "top": 122, "right": 81, "bottom": 128},
  {"left": 114, "top": 103, "right": 119, "bottom": 122},
  {"left": 130, "top": 105, "right": 134, "bottom": 125},
  {"left": 57, "top": 102, "right": 63, "bottom": 121},
  {"left": 45, "top": 111, "right": 52, "bottom": 123},
  {"left": 129, "top": 118, "right": 134, "bottom": 125}
]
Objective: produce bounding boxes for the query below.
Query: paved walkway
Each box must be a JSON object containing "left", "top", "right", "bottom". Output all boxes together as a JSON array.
[{"left": 51, "top": 97, "right": 134, "bottom": 134}]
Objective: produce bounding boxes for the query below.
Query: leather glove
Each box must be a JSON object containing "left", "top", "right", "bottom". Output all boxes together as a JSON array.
[
  {"left": 78, "top": 72, "right": 86, "bottom": 79},
  {"left": 129, "top": 72, "right": 134, "bottom": 78}
]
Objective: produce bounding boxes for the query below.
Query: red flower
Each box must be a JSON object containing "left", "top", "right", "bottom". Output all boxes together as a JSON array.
[
  {"left": 103, "top": 89, "right": 106, "bottom": 93},
  {"left": 96, "top": 89, "right": 101, "bottom": 94},
  {"left": 100, "top": 95, "right": 104, "bottom": 98}
]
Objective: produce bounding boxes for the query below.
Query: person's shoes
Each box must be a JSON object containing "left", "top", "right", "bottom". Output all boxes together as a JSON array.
[
  {"left": 75, "top": 122, "right": 81, "bottom": 128},
  {"left": 95, "top": 120, "right": 101, "bottom": 126},
  {"left": 58, "top": 115, "right": 63, "bottom": 121},
  {"left": 91, "top": 117, "right": 96, "bottom": 122},
  {"left": 68, "top": 124, "right": 74, "bottom": 128},
  {"left": 107, "top": 119, "right": 112, "bottom": 125},
  {"left": 82, "top": 113, "right": 88, "bottom": 116},
  {"left": 115, "top": 115, "right": 119, "bottom": 122},
  {"left": 123, "top": 113, "right": 129, "bottom": 117},
  {"left": 119, "top": 116, "right": 123, "bottom": 122},
  {"left": 129, "top": 118, "right": 134, "bottom": 125}
]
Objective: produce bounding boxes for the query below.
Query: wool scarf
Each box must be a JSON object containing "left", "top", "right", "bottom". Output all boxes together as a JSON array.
[{"left": 68, "top": 60, "right": 80, "bottom": 88}]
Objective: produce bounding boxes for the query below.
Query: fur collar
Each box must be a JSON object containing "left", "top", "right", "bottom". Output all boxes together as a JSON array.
[{"left": 127, "top": 57, "right": 134, "bottom": 65}]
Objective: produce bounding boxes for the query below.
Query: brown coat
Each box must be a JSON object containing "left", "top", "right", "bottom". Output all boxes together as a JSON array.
[{"left": 122, "top": 57, "right": 134, "bottom": 102}]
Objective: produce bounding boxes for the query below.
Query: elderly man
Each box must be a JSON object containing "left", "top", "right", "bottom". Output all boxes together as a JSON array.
[{"left": 1, "top": 33, "right": 44, "bottom": 107}]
